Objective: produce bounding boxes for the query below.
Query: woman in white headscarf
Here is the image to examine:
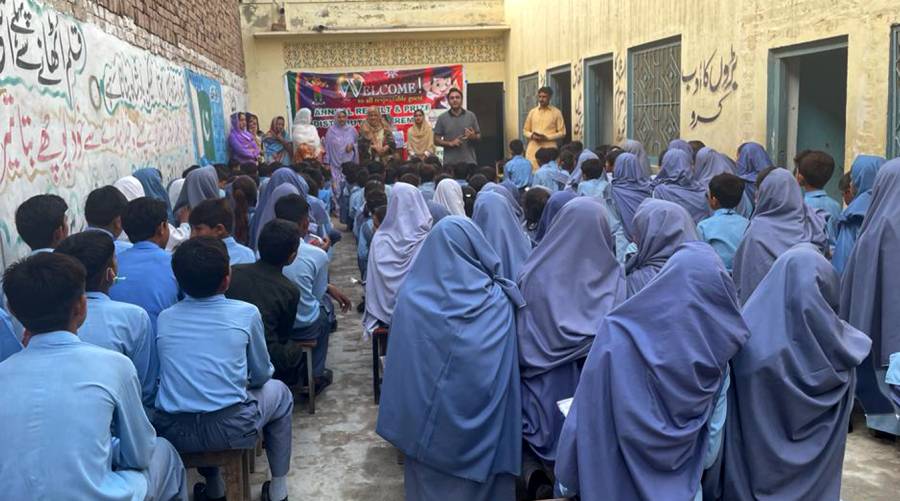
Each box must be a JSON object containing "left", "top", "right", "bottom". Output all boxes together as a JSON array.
[
  {"left": 292, "top": 108, "right": 322, "bottom": 162},
  {"left": 113, "top": 176, "right": 145, "bottom": 201},
  {"left": 433, "top": 178, "right": 466, "bottom": 216}
]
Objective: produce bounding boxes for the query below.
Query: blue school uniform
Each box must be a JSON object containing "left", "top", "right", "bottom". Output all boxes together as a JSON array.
[
  {"left": 110, "top": 242, "right": 179, "bottom": 331},
  {"left": 283, "top": 242, "right": 330, "bottom": 328},
  {"left": 0, "top": 331, "right": 158, "bottom": 500},
  {"left": 0, "top": 307, "right": 20, "bottom": 363},
  {"left": 419, "top": 181, "right": 436, "bottom": 202},
  {"left": 349, "top": 186, "right": 365, "bottom": 229},
  {"left": 79, "top": 292, "right": 159, "bottom": 409},
  {"left": 803, "top": 190, "right": 841, "bottom": 244},
  {"left": 532, "top": 161, "right": 567, "bottom": 193},
  {"left": 223, "top": 236, "right": 256, "bottom": 265},
  {"left": 155, "top": 295, "right": 273, "bottom": 413},
  {"left": 504, "top": 155, "right": 533, "bottom": 189},
  {"left": 85, "top": 226, "right": 133, "bottom": 255},
  {"left": 576, "top": 178, "right": 609, "bottom": 199},
  {"left": 697, "top": 208, "right": 750, "bottom": 273}
]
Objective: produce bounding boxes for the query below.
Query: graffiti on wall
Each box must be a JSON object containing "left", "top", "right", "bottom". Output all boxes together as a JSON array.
[
  {"left": 614, "top": 55, "right": 627, "bottom": 142},
  {"left": 0, "top": 0, "right": 237, "bottom": 265},
  {"left": 682, "top": 46, "right": 739, "bottom": 129}
]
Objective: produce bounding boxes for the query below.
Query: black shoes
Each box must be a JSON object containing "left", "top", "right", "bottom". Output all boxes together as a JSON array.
[
  {"left": 193, "top": 482, "right": 226, "bottom": 501},
  {"left": 261, "top": 480, "right": 288, "bottom": 501}
]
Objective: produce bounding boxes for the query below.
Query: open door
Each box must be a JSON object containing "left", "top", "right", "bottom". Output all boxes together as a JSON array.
[
  {"left": 585, "top": 56, "right": 615, "bottom": 150},
  {"left": 548, "top": 65, "right": 572, "bottom": 145},
  {"left": 467, "top": 82, "right": 505, "bottom": 167}
]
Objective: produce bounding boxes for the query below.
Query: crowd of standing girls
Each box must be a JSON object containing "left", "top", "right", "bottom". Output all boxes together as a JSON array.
[{"left": 0, "top": 102, "right": 897, "bottom": 501}]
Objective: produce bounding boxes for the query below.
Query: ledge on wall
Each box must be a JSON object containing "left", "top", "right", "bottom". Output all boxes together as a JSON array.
[{"left": 253, "top": 24, "right": 510, "bottom": 41}]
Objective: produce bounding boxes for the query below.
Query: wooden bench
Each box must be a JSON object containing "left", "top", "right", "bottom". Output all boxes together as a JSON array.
[
  {"left": 296, "top": 339, "right": 317, "bottom": 414},
  {"left": 371, "top": 326, "right": 389, "bottom": 404},
  {"left": 180, "top": 448, "right": 253, "bottom": 501}
]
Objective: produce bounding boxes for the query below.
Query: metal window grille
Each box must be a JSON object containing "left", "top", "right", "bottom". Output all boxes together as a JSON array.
[
  {"left": 518, "top": 74, "right": 538, "bottom": 142},
  {"left": 890, "top": 27, "right": 900, "bottom": 158},
  {"left": 629, "top": 40, "right": 681, "bottom": 159}
]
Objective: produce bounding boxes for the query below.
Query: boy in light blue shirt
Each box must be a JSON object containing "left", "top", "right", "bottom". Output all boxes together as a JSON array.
[
  {"left": 276, "top": 195, "right": 353, "bottom": 392},
  {"left": 56, "top": 232, "right": 159, "bottom": 410},
  {"left": 189, "top": 198, "right": 256, "bottom": 265},
  {"left": 796, "top": 150, "right": 842, "bottom": 244},
  {"left": 0, "top": 307, "right": 20, "bottom": 363},
  {"left": 84, "top": 185, "right": 133, "bottom": 255},
  {"left": 503, "top": 139, "right": 533, "bottom": 189},
  {"left": 0, "top": 252, "right": 186, "bottom": 501},
  {"left": 532, "top": 146, "right": 568, "bottom": 193},
  {"left": 110, "top": 197, "right": 179, "bottom": 331},
  {"left": 154, "top": 237, "right": 294, "bottom": 501},
  {"left": 697, "top": 173, "right": 750, "bottom": 273}
]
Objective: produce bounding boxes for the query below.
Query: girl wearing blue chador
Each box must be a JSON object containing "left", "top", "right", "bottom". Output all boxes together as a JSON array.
[
  {"left": 840, "top": 158, "right": 900, "bottom": 437},
  {"left": 625, "top": 199, "right": 698, "bottom": 297},
  {"left": 610, "top": 152, "right": 653, "bottom": 241},
  {"left": 555, "top": 241, "right": 750, "bottom": 501},
  {"left": 622, "top": 139, "right": 652, "bottom": 176},
  {"left": 472, "top": 191, "right": 531, "bottom": 281},
  {"left": 534, "top": 191, "right": 577, "bottom": 243},
  {"left": 732, "top": 168, "right": 828, "bottom": 304},
  {"left": 652, "top": 149, "right": 710, "bottom": 224},
  {"left": 735, "top": 142, "right": 773, "bottom": 205},
  {"left": 667, "top": 138, "right": 694, "bottom": 160},
  {"left": 376, "top": 216, "right": 525, "bottom": 501},
  {"left": 249, "top": 167, "right": 309, "bottom": 248},
  {"left": 694, "top": 147, "right": 753, "bottom": 219},
  {"left": 482, "top": 182, "right": 524, "bottom": 222},
  {"left": 133, "top": 168, "right": 175, "bottom": 223},
  {"left": 832, "top": 155, "right": 885, "bottom": 275},
  {"left": 715, "top": 244, "right": 871, "bottom": 501},
  {"left": 517, "top": 198, "right": 625, "bottom": 463}
]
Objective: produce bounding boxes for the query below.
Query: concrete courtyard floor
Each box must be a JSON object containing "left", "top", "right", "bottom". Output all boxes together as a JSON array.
[{"left": 234, "top": 224, "right": 899, "bottom": 501}]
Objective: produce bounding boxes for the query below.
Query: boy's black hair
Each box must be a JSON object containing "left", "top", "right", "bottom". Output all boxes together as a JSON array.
[
  {"left": 452, "top": 163, "right": 470, "bottom": 181},
  {"left": 372, "top": 205, "right": 388, "bottom": 225},
  {"left": 581, "top": 159, "right": 605, "bottom": 180},
  {"left": 365, "top": 191, "right": 388, "bottom": 218},
  {"left": 15, "top": 194, "right": 68, "bottom": 250},
  {"left": 55, "top": 231, "right": 116, "bottom": 292},
  {"left": 468, "top": 174, "right": 488, "bottom": 192},
  {"left": 795, "top": 150, "right": 836, "bottom": 189},
  {"left": 172, "top": 237, "right": 229, "bottom": 298},
  {"left": 419, "top": 164, "right": 436, "bottom": 183},
  {"left": 274, "top": 194, "right": 310, "bottom": 224},
  {"left": 509, "top": 139, "right": 525, "bottom": 156},
  {"left": 524, "top": 188, "right": 551, "bottom": 226},
  {"left": 189, "top": 198, "right": 235, "bottom": 234},
  {"left": 258, "top": 219, "right": 300, "bottom": 266},
  {"left": 535, "top": 147, "right": 559, "bottom": 166},
  {"left": 85, "top": 186, "right": 128, "bottom": 228},
  {"left": 122, "top": 197, "right": 167, "bottom": 243},
  {"left": 399, "top": 173, "right": 421, "bottom": 186},
  {"left": 708, "top": 173, "right": 745, "bottom": 209},
  {"left": 462, "top": 185, "right": 477, "bottom": 217},
  {"left": 479, "top": 166, "right": 498, "bottom": 183},
  {"left": 605, "top": 148, "right": 623, "bottom": 168},
  {"left": 366, "top": 162, "right": 386, "bottom": 177},
  {"left": 2, "top": 252, "right": 85, "bottom": 333}
]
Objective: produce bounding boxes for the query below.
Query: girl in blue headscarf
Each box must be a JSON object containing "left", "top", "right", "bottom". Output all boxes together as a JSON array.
[
  {"left": 610, "top": 152, "right": 653, "bottom": 242},
  {"left": 472, "top": 191, "right": 531, "bottom": 281},
  {"left": 652, "top": 149, "right": 710, "bottom": 224},
  {"left": 716, "top": 244, "right": 870, "bottom": 500},
  {"left": 133, "top": 168, "right": 175, "bottom": 223},
  {"left": 735, "top": 141, "right": 773, "bottom": 205},
  {"left": 831, "top": 155, "right": 885, "bottom": 275},
  {"left": 625, "top": 199, "right": 698, "bottom": 297},
  {"left": 517, "top": 198, "right": 625, "bottom": 464},
  {"left": 377, "top": 216, "right": 525, "bottom": 501},
  {"left": 555, "top": 241, "right": 750, "bottom": 501}
]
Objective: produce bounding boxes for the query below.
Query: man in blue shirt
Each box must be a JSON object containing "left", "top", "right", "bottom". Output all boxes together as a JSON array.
[
  {"left": 532, "top": 147, "right": 568, "bottom": 193},
  {"left": 84, "top": 185, "right": 133, "bottom": 255},
  {"left": 56, "top": 232, "right": 159, "bottom": 410},
  {"left": 189, "top": 198, "right": 256, "bottom": 265},
  {"left": 154, "top": 237, "right": 294, "bottom": 501},
  {"left": 697, "top": 173, "right": 750, "bottom": 273},
  {"left": 796, "top": 150, "right": 842, "bottom": 244},
  {"left": 110, "top": 197, "right": 179, "bottom": 331},
  {"left": 0, "top": 252, "right": 186, "bottom": 500},
  {"left": 276, "top": 195, "right": 352, "bottom": 393},
  {"left": 504, "top": 139, "right": 533, "bottom": 190}
]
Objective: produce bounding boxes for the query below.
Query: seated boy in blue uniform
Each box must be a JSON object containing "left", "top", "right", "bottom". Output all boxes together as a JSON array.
[
  {"left": 84, "top": 185, "right": 134, "bottom": 254},
  {"left": 154, "top": 237, "right": 294, "bottom": 501},
  {"left": 697, "top": 173, "right": 750, "bottom": 273},
  {"left": 0, "top": 252, "right": 186, "bottom": 500},
  {"left": 795, "top": 149, "right": 842, "bottom": 244},
  {"left": 56, "top": 232, "right": 159, "bottom": 410},
  {"left": 189, "top": 198, "right": 256, "bottom": 265}
]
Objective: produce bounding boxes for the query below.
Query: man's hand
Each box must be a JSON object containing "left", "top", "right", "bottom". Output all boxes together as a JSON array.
[
  {"left": 328, "top": 285, "right": 352, "bottom": 313},
  {"left": 531, "top": 132, "right": 546, "bottom": 141},
  {"left": 345, "top": 143, "right": 354, "bottom": 153}
]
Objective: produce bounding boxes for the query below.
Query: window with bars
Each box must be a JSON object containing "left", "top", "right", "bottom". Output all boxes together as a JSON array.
[
  {"left": 518, "top": 74, "right": 538, "bottom": 142},
  {"left": 628, "top": 38, "right": 682, "bottom": 163},
  {"left": 890, "top": 26, "right": 900, "bottom": 158}
]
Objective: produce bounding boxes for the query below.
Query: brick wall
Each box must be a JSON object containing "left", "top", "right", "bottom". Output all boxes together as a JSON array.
[{"left": 47, "top": 0, "right": 245, "bottom": 79}]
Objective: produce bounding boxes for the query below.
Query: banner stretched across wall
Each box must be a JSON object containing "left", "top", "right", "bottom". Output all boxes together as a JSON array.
[
  {"left": 185, "top": 69, "right": 228, "bottom": 165},
  {"left": 284, "top": 65, "right": 465, "bottom": 138}
]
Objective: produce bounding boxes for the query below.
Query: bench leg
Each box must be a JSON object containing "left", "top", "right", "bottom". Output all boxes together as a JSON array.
[
  {"left": 372, "top": 334, "right": 381, "bottom": 404},
  {"left": 305, "top": 348, "right": 316, "bottom": 414},
  {"left": 224, "top": 455, "right": 246, "bottom": 501},
  {"left": 242, "top": 451, "right": 251, "bottom": 501}
]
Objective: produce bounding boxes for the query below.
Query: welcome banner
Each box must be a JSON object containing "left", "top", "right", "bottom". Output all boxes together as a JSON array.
[{"left": 285, "top": 65, "right": 465, "bottom": 137}]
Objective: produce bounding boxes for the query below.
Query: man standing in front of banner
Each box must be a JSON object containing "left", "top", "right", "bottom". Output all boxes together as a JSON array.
[
  {"left": 434, "top": 88, "right": 481, "bottom": 166},
  {"left": 524, "top": 86, "right": 567, "bottom": 170}
]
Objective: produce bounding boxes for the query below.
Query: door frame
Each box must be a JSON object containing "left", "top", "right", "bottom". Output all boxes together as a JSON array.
[
  {"left": 766, "top": 35, "right": 848, "bottom": 168},
  {"left": 584, "top": 53, "right": 615, "bottom": 150},
  {"left": 518, "top": 72, "right": 539, "bottom": 142},
  {"left": 546, "top": 63, "right": 572, "bottom": 106},
  {"left": 888, "top": 25, "right": 900, "bottom": 158}
]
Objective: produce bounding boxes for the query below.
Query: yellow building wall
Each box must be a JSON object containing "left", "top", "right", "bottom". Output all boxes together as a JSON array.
[
  {"left": 504, "top": 0, "right": 900, "bottom": 169},
  {"left": 240, "top": 0, "right": 507, "bottom": 124}
]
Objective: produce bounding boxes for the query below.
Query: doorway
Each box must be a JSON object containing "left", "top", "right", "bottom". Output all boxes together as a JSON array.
[
  {"left": 518, "top": 73, "right": 539, "bottom": 143},
  {"left": 548, "top": 65, "right": 572, "bottom": 145},
  {"left": 768, "top": 37, "right": 848, "bottom": 200},
  {"left": 584, "top": 55, "right": 615, "bottom": 150},
  {"left": 467, "top": 82, "right": 505, "bottom": 167}
]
